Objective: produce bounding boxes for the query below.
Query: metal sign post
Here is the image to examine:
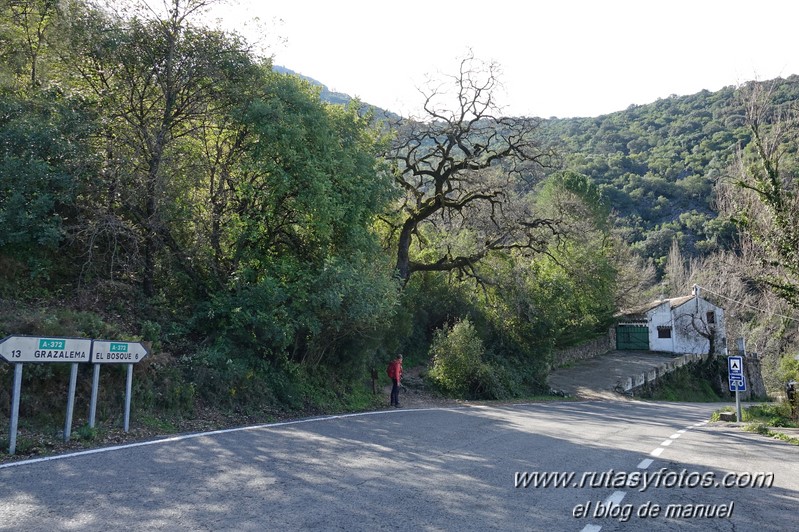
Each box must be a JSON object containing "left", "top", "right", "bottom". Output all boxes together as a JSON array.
[
  {"left": 728, "top": 355, "right": 746, "bottom": 422},
  {"left": 89, "top": 340, "right": 149, "bottom": 433},
  {"left": 9, "top": 364, "right": 23, "bottom": 455},
  {"left": 124, "top": 364, "right": 134, "bottom": 432},
  {"left": 89, "top": 363, "right": 101, "bottom": 428},
  {"left": 64, "top": 363, "right": 79, "bottom": 442}
]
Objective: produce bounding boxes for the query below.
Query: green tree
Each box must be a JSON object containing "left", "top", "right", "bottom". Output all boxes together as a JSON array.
[
  {"left": 530, "top": 172, "right": 618, "bottom": 343},
  {"left": 205, "top": 73, "right": 398, "bottom": 369},
  {"left": 0, "top": 87, "right": 95, "bottom": 279},
  {"left": 428, "top": 318, "right": 487, "bottom": 397},
  {"left": 0, "top": 0, "right": 61, "bottom": 88},
  {"left": 64, "top": 0, "right": 258, "bottom": 296}
]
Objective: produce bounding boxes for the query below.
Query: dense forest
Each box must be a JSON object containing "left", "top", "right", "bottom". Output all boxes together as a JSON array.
[
  {"left": 1, "top": 0, "right": 798, "bottom": 430},
  {"left": 541, "top": 87, "right": 753, "bottom": 264}
]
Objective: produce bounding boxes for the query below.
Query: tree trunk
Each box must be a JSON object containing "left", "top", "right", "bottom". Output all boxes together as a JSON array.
[
  {"left": 142, "top": 169, "right": 158, "bottom": 297},
  {"left": 396, "top": 219, "right": 415, "bottom": 283}
]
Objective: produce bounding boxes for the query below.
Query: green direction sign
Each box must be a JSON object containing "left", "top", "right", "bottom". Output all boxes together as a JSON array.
[
  {"left": 0, "top": 336, "right": 92, "bottom": 363},
  {"left": 91, "top": 340, "right": 149, "bottom": 364}
]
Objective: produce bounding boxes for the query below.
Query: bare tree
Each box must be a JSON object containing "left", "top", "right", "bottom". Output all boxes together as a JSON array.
[
  {"left": 380, "top": 55, "right": 558, "bottom": 284},
  {"left": 732, "top": 81, "right": 799, "bottom": 307},
  {"left": 663, "top": 238, "right": 691, "bottom": 296},
  {"left": 674, "top": 306, "right": 719, "bottom": 356},
  {"left": 700, "top": 182, "right": 799, "bottom": 389}
]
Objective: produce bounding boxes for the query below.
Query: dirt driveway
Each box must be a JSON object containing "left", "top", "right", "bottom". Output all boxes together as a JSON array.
[
  {"left": 385, "top": 352, "right": 688, "bottom": 405},
  {"left": 547, "top": 350, "right": 688, "bottom": 400}
]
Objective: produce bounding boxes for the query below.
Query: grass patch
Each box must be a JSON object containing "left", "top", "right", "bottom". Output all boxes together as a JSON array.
[
  {"left": 743, "top": 423, "right": 799, "bottom": 446},
  {"left": 0, "top": 435, "right": 35, "bottom": 455},
  {"left": 137, "top": 414, "right": 178, "bottom": 433},
  {"left": 712, "top": 403, "right": 799, "bottom": 446},
  {"left": 711, "top": 403, "right": 797, "bottom": 425},
  {"left": 73, "top": 424, "right": 99, "bottom": 441},
  {"left": 640, "top": 360, "right": 726, "bottom": 402},
  {"left": 742, "top": 402, "right": 797, "bottom": 427}
]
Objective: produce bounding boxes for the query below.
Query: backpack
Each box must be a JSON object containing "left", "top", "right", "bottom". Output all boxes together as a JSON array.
[{"left": 386, "top": 360, "right": 396, "bottom": 379}]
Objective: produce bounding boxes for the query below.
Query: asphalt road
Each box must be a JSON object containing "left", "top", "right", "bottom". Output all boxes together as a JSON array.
[{"left": 1, "top": 401, "right": 797, "bottom": 531}]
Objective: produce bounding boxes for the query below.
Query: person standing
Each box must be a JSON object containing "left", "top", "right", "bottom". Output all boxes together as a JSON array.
[{"left": 387, "top": 354, "right": 403, "bottom": 407}]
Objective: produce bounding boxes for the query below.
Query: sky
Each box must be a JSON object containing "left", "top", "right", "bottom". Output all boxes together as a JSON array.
[{"left": 206, "top": 0, "right": 799, "bottom": 118}]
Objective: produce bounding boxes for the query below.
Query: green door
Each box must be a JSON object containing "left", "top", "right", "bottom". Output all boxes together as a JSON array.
[{"left": 616, "top": 324, "right": 649, "bottom": 350}]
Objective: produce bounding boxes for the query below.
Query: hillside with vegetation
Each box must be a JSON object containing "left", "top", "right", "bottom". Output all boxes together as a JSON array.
[
  {"left": 2, "top": 1, "right": 799, "bottom": 452},
  {"left": 540, "top": 85, "right": 760, "bottom": 265}
]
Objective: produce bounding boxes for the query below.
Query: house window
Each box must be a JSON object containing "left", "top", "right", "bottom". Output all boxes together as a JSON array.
[
  {"left": 706, "top": 311, "right": 716, "bottom": 324},
  {"left": 657, "top": 326, "right": 672, "bottom": 339}
]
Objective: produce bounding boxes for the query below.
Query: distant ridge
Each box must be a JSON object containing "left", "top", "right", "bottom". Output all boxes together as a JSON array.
[
  {"left": 272, "top": 65, "right": 398, "bottom": 120},
  {"left": 272, "top": 65, "right": 353, "bottom": 106}
]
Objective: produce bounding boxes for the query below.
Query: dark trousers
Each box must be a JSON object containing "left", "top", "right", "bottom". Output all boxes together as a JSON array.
[{"left": 390, "top": 379, "right": 400, "bottom": 406}]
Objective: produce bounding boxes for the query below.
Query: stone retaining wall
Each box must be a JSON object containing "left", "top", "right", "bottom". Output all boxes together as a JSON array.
[{"left": 552, "top": 329, "right": 615, "bottom": 368}]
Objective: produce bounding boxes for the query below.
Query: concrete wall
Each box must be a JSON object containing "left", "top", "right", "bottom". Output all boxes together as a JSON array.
[{"left": 617, "top": 353, "right": 708, "bottom": 395}]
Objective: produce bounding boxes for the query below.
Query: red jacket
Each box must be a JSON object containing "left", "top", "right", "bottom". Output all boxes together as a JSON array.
[{"left": 387, "top": 359, "right": 402, "bottom": 381}]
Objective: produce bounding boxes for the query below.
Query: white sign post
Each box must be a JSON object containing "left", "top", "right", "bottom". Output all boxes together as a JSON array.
[
  {"left": 89, "top": 341, "right": 149, "bottom": 432},
  {"left": 0, "top": 336, "right": 92, "bottom": 454}
]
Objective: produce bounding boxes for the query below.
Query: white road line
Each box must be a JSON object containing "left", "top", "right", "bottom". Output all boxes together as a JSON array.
[
  {"left": 583, "top": 419, "right": 707, "bottom": 532},
  {"left": 604, "top": 490, "right": 627, "bottom": 507},
  {"left": 0, "top": 406, "right": 455, "bottom": 470}
]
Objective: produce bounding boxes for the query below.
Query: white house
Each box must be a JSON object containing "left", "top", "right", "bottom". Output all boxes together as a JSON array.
[{"left": 616, "top": 286, "right": 726, "bottom": 355}]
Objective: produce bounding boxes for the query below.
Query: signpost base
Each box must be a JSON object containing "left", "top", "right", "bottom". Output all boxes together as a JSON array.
[{"left": 735, "top": 390, "right": 741, "bottom": 423}]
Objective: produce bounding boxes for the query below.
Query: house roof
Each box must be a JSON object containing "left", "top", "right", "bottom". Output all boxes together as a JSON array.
[{"left": 615, "top": 295, "right": 696, "bottom": 319}]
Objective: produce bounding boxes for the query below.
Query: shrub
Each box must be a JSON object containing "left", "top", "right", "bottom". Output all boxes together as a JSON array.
[
  {"left": 429, "top": 318, "right": 510, "bottom": 399},
  {"left": 429, "top": 318, "right": 483, "bottom": 396}
]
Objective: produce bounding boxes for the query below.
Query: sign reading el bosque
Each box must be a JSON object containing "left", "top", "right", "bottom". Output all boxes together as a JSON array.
[{"left": 91, "top": 340, "right": 149, "bottom": 363}]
